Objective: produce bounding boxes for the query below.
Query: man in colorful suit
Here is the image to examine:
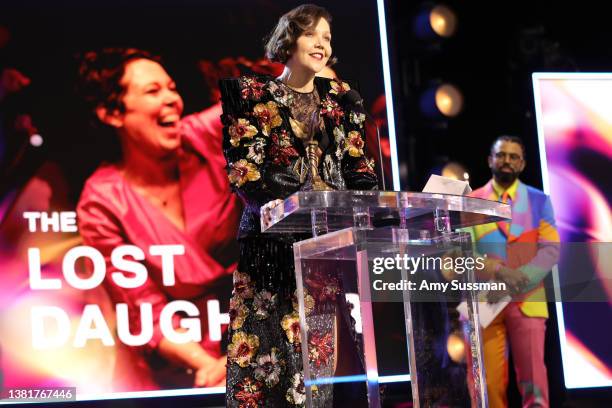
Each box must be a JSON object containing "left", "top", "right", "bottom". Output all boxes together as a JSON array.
[{"left": 470, "top": 135, "right": 559, "bottom": 408}]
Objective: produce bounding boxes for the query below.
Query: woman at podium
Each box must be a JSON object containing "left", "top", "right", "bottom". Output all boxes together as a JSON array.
[{"left": 219, "top": 4, "right": 378, "bottom": 406}]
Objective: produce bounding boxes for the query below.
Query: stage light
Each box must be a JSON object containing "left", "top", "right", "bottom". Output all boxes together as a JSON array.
[
  {"left": 30, "top": 134, "right": 43, "bottom": 147},
  {"left": 430, "top": 5, "right": 457, "bottom": 38},
  {"left": 414, "top": 4, "right": 458, "bottom": 40},
  {"left": 446, "top": 331, "right": 465, "bottom": 363},
  {"left": 441, "top": 162, "right": 469, "bottom": 182},
  {"left": 435, "top": 84, "right": 463, "bottom": 117},
  {"left": 420, "top": 83, "right": 464, "bottom": 118}
]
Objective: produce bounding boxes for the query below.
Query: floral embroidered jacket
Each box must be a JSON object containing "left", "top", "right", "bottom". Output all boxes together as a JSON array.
[{"left": 219, "top": 75, "right": 378, "bottom": 237}]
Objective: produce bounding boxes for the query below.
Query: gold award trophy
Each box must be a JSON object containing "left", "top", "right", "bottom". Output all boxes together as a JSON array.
[{"left": 290, "top": 112, "right": 333, "bottom": 191}]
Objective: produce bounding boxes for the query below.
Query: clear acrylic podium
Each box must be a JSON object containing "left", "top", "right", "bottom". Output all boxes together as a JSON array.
[{"left": 262, "top": 191, "right": 511, "bottom": 408}]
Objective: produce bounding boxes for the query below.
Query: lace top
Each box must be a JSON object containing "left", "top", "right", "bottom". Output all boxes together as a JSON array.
[{"left": 277, "top": 80, "right": 319, "bottom": 121}]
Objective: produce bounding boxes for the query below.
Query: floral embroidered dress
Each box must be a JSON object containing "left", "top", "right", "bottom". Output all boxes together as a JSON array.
[{"left": 219, "top": 75, "right": 377, "bottom": 407}]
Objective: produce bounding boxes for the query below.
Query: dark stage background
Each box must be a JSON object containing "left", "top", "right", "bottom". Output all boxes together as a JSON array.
[
  {"left": 387, "top": 1, "right": 612, "bottom": 407},
  {"left": 388, "top": 0, "right": 612, "bottom": 191}
]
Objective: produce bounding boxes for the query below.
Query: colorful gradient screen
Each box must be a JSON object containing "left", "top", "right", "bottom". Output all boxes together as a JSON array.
[{"left": 533, "top": 73, "right": 612, "bottom": 389}]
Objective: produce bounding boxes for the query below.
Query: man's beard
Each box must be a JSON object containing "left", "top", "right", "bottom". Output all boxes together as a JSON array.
[{"left": 493, "top": 167, "right": 520, "bottom": 184}]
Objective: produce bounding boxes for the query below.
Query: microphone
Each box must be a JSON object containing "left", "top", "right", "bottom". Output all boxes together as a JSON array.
[
  {"left": 342, "top": 90, "right": 386, "bottom": 191},
  {"left": 343, "top": 89, "right": 365, "bottom": 109}
]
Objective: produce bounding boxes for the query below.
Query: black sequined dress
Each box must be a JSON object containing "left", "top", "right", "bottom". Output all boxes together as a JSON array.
[{"left": 220, "top": 76, "right": 377, "bottom": 407}]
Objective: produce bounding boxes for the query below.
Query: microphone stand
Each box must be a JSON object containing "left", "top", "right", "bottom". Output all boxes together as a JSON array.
[{"left": 372, "top": 117, "right": 386, "bottom": 191}]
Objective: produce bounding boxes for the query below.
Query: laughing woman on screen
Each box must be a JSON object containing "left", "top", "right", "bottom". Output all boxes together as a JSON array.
[{"left": 76, "top": 48, "right": 242, "bottom": 390}]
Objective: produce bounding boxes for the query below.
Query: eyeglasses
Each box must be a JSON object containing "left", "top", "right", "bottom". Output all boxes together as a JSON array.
[{"left": 493, "top": 152, "right": 522, "bottom": 162}]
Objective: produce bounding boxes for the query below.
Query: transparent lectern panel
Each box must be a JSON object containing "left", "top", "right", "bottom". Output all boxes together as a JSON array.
[
  {"left": 294, "top": 228, "right": 487, "bottom": 408},
  {"left": 293, "top": 229, "right": 369, "bottom": 407}
]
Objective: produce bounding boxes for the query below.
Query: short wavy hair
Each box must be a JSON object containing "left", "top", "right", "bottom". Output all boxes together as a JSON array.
[
  {"left": 264, "top": 4, "right": 337, "bottom": 66},
  {"left": 77, "top": 47, "right": 160, "bottom": 116},
  {"left": 76, "top": 48, "right": 162, "bottom": 162}
]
